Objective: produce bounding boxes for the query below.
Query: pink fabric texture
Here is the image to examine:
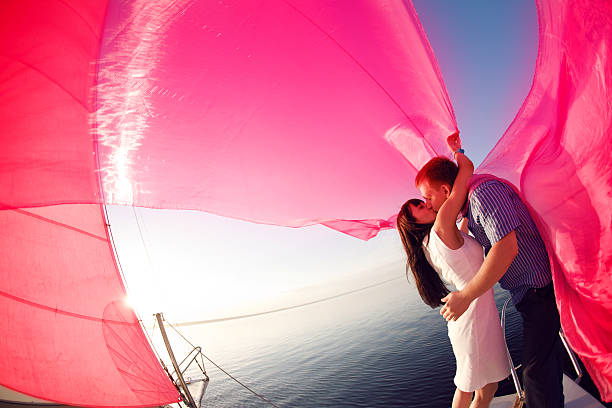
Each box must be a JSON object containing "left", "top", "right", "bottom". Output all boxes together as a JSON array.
[
  {"left": 1, "top": 0, "right": 610, "bottom": 404},
  {"left": 0, "top": 205, "right": 180, "bottom": 406},
  {"left": 93, "top": 0, "right": 456, "bottom": 234},
  {"left": 2, "top": 0, "right": 456, "bottom": 231}
]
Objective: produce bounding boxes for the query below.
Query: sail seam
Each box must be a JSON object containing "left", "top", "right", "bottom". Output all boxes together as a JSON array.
[
  {"left": 0, "top": 290, "right": 137, "bottom": 326},
  {"left": 9, "top": 207, "right": 108, "bottom": 242}
]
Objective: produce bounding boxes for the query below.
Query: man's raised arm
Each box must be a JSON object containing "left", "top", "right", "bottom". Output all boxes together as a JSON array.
[{"left": 440, "top": 230, "right": 518, "bottom": 321}]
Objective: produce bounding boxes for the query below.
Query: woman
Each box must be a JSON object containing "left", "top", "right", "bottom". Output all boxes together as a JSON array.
[{"left": 397, "top": 136, "right": 510, "bottom": 408}]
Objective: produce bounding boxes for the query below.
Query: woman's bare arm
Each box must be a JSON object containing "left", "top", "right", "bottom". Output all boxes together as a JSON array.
[{"left": 433, "top": 135, "right": 474, "bottom": 248}]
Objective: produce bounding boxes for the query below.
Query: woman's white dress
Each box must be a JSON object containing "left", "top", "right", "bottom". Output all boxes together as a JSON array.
[{"left": 424, "top": 228, "right": 510, "bottom": 392}]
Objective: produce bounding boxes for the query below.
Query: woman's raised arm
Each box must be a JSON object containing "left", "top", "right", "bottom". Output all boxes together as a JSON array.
[{"left": 433, "top": 134, "right": 473, "bottom": 246}]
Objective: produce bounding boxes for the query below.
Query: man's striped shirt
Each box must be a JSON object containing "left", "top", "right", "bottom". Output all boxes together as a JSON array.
[{"left": 466, "top": 180, "right": 551, "bottom": 305}]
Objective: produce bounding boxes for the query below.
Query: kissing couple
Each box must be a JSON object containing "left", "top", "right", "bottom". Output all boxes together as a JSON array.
[{"left": 397, "top": 134, "right": 564, "bottom": 408}]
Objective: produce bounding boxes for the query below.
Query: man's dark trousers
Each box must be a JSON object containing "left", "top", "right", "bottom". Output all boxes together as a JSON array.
[{"left": 516, "top": 282, "right": 564, "bottom": 408}]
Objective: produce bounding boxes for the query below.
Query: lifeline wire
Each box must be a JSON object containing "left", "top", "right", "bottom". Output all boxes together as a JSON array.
[{"left": 165, "top": 319, "right": 282, "bottom": 408}]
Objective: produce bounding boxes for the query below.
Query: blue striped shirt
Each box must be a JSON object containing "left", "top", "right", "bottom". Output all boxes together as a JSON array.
[{"left": 467, "top": 180, "right": 551, "bottom": 304}]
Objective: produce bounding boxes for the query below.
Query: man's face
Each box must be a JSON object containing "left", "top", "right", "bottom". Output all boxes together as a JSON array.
[{"left": 417, "top": 180, "right": 450, "bottom": 212}]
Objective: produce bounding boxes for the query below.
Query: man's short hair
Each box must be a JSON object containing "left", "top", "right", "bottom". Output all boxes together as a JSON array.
[{"left": 415, "top": 157, "right": 458, "bottom": 188}]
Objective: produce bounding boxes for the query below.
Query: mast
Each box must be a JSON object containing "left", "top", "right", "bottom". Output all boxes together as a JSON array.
[{"left": 155, "top": 313, "right": 198, "bottom": 408}]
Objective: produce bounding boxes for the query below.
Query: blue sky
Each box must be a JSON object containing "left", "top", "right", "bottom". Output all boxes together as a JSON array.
[
  {"left": 413, "top": 0, "right": 538, "bottom": 164},
  {"left": 111, "top": 1, "right": 540, "bottom": 323}
]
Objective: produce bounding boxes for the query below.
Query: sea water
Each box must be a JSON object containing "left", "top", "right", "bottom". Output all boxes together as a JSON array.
[{"left": 153, "top": 276, "right": 523, "bottom": 408}]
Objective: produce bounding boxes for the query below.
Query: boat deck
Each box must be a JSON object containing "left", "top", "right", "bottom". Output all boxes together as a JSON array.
[
  {"left": 1, "top": 374, "right": 607, "bottom": 408},
  {"left": 491, "top": 374, "right": 606, "bottom": 408}
]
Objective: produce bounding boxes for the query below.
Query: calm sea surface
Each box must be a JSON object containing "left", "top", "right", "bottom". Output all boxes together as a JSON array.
[{"left": 153, "top": 276, "right": 524, "bottom": 408}]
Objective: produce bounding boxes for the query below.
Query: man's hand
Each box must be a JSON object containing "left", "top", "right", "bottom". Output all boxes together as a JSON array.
[{"left": 440, "top": 291, "right": 472, "bottom": 321}]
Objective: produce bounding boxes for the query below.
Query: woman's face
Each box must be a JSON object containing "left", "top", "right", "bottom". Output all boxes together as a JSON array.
[{"left": 409, "top": 201, "right": 436, "bottom": 224}]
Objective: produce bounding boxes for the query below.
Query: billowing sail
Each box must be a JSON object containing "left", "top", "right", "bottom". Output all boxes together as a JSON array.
[
  {"left": 2, "top": 0, "right": 457, "bottom": 239},
  {"left": 478, "top": 0, "right": 612, "bottom": 399},
  {"left": 0, "top": 1, "right": 179, "bottom": 405},
  {"left": 0, "top": 205, "right": 180, "bottom": 406}
]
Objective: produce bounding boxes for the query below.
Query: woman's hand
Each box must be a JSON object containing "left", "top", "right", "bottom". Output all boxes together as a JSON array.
[{"left": 446, "top": 133, "right": 462, "bottom": 153}]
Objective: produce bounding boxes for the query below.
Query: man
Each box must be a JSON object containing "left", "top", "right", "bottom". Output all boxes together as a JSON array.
[{"left": 416, "top": 152, "right": 564, "bottom": 408}]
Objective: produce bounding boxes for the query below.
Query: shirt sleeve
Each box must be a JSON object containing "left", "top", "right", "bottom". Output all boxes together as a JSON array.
[{"left": 469, "top": 181, "right": 520, "bottom": 245}]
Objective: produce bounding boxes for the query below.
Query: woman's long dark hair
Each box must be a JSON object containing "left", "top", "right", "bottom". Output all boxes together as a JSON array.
[{"left": 397, "top": 199, "right": 449, "bottom": 308}]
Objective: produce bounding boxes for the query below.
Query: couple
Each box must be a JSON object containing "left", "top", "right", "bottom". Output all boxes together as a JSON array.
[{"left": 397, "top": 134, "right": 564, "bottom": 408}]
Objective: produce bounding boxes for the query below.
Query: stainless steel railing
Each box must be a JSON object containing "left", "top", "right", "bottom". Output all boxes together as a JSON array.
[
  {"left": 500, "top": 297, "right": 584, "bottom": 403},
  {"left": 501, "top": 297, "right": 524, "bottom": 403}
]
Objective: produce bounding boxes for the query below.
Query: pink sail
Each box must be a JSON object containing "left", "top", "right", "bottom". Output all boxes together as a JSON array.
[
  {"left": 1, "top": 0, "right": 456, "bottom": 229},
  {"left": 478, "top": 0, "right": 612, "bottom": 400},
  {"left": 0, "top": 205, "right": 180, "bottom": 406},
  {"left": 0, "top": 1, "right": 178, "bottom": 406},
  {"left": 92, "top": 0, "right": 456, "bottom": 234}
]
